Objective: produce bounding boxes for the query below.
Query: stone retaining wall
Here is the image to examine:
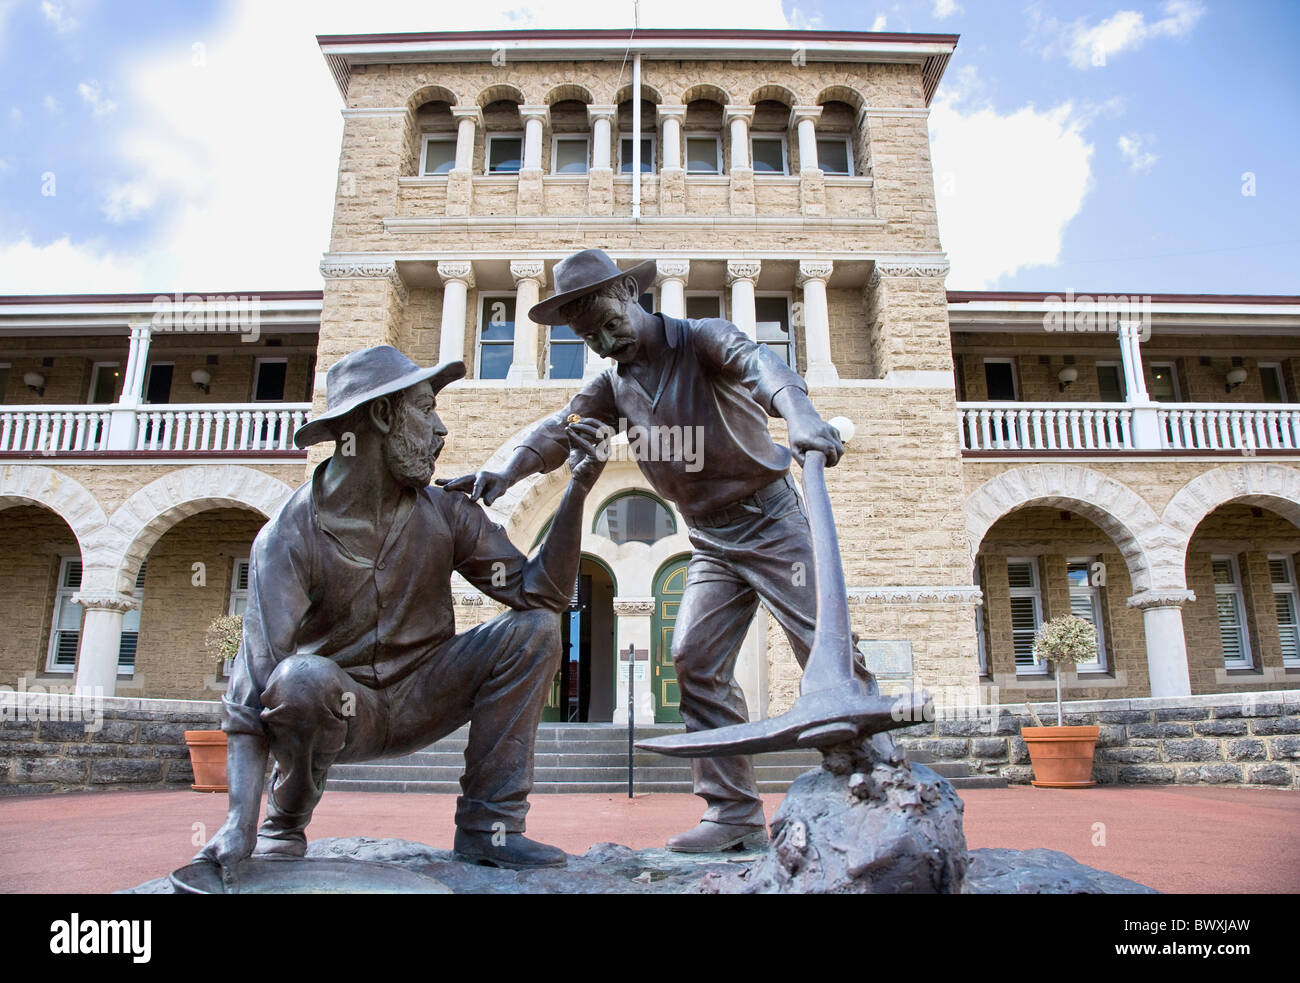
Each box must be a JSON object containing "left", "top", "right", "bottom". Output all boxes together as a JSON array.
[
  {"left": 897, "top": 690, "right": 1300, "bottom": 787},
  {"left": 0, "top": 694, "right": 220, "bottom": 794}
]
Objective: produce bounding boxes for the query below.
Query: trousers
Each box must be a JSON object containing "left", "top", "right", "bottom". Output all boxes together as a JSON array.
[
  {"left": 675, "top": 474, "right": 820, "bottom": 826},
  {"left": 256, "top": 607, "right": 560, "bottom": 839}
]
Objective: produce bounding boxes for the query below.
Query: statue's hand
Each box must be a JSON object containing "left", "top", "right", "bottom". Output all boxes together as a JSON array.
[
  {"left": 787, "top": 414, "right": 845, "bottom": 468},
  {"left": 436, "top": 471, "right": 510, "bottom": 506},
  {"left": 195, "top": 815, "right": 258, "bottom": 888},
  {"left": 566, "top": 418, "right": 613, "bottom": 491}
]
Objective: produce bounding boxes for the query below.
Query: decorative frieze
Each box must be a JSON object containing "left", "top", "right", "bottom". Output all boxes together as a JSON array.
[
  {"left": 845, "top": 586, "right": 984, "bottom": 605},
  {"left": 1127, "top": 589, "right": 1197, "bottom": 611},
  {"left": 613, "top": 598, "right": 655, "bottom": 617}
]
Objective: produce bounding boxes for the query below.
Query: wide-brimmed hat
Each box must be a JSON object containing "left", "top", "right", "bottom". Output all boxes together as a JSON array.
[
  {"left": 528, "top": 248, "right": 656, "bottom": 325},
  {"left": 294, "top": 346, "right": 466, "bottom": 448}
]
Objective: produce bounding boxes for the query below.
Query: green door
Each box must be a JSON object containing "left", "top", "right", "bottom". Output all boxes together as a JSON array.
[{"left": 652, "top": 557, "right": 690, "bottom": 723}]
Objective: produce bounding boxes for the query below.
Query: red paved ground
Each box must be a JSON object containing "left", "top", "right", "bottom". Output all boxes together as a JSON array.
[{"left": 1, "top": 785, "right": 1297, "bottom": 893}]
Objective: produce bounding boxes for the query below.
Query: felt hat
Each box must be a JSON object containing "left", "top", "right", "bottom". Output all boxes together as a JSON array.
[{"left": 528, "top": 248, "right": 656, "bottom": 325}]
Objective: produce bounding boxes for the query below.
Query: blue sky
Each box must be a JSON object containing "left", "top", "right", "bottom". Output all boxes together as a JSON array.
[{"left": 0, "top": 0, "right": 1296, "bottom": 293}]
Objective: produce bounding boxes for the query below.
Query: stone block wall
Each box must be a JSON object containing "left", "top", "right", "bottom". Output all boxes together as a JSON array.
[{"left": 896, "top": 691, "right": 1300, "bottom": 787}]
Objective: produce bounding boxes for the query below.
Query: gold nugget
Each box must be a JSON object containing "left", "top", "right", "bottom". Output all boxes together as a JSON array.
[{"left": 567, "top": 414, "right": 582, "bottom": 424}]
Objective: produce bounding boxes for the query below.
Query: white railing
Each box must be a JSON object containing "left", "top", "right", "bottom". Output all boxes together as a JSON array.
[
  {"left": 133, "top": 403, "right": 311, "bottom": 452},
  {"left": 957, "top": 403, "right": 1134, "bottom": 451},
  {"left": 1159, "top": 404, "right": 1300, "bottom": 451},
  {"left": 0, "top": 406, "right": 113, "bottom": 453}
]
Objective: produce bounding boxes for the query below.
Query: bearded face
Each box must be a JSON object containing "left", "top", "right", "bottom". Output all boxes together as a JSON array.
[{"left": 382, "top": 390, "right": 445, "bottom": 488}]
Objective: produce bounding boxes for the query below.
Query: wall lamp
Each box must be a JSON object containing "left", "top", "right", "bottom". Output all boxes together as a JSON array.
[
  {"left": 23, "top": 371, "right": 46, "bottom": 396},
  {"left": 1057, "top": 366, "right": 1078, "bottom": 392},
  {"left": 1225, "top": 367, "right": 1247, "bottom": 393},
  {"left": 191, "top": 368, "right": 212, "bottom": 395}
]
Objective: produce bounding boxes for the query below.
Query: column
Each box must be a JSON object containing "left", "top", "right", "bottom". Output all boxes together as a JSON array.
[
  {"left": 586, "top": 104, "right": 616, "bottom": 216},
  {"left": 1127, "top": 590, "right": 1195, "bottom": 697},
  {"left": 517, "top": 105, "right": 548, "bottom": 217},
  {"left": 657, "top": 104, "right": 687, "bottom": 215},
  {"left": 1121, "top": 320, "right": 1162, "bottom": 448},
  {"left": 71, "top": 591, "right": 137, "bottom": 696},
  {"left": 724, "top": 105, "right": 755, "bottom": 217},
  {"left": 655, "top": 260, "right": 689, "bottom": 318},
  {"left": 122, "top": 323, "right": 152, "bottom": 404},
  {"left": 447, "top": 106, "right": 481, "bottom": 216},
  {"left": 791, "top": 105, "right": 823, "bottom": 172},
  {"left": 437, "top": 261, "right": 475, "bottom": 365},
  {"left": 797, "top": 260, "right": 838, "bottom": 386},
  {"left": 726, "top": 260, "right": 761, "bottom": 339},
  {"left": 613, "top": 598, "right": 656, "bottom": 726},
  {"left": 507, "top": 261, "right": 544, "bottom": 385}
]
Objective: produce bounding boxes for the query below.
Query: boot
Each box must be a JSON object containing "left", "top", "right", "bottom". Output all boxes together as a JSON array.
[
  {"left": 253, "top": 780, "right": 316, "bottom": 859},
  {"left": 453, "top": 828, "right": 567, "bottom": 869},
  {"left": 666, "top": 820, "right": 768, "bottom": 854}
]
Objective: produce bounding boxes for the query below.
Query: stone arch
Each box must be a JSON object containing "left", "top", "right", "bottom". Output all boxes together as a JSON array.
[
  {"left": 406, "top": 83, "right": 460, "bottom": 114},
  {"left": 476, "top": 83, "right": 525, "bottom": 107},
  {"left": 681, "top": 83, "right": 731, "bottom": 106},
  {"left": 964, "top": 464, "right": 1166, "bottom": 592},
  {"left": 816, "top": 84, "right": 866, "bottom": 114},
  {"left": 749, "top": 83, "right": 797, "bottom": 107},
  {"left": 1162, "top": 463, "right": 1300, "bottom": 557},
  {"left": 0, "top": 464, "right": 109, "bottom": 568},
  {"left": 99, "top": 465, "right": 295, "bottom": 595},
  {"left": 613, "top": 83, "right": 663, "bottom": 106},
  {"left": 545, "top": 83, "right": 593, "bottom": 106}
]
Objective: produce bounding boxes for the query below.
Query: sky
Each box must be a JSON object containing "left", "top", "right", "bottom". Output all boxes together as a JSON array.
[{"left": 0, "top": 0, "right": 1296, "bottom": 294}]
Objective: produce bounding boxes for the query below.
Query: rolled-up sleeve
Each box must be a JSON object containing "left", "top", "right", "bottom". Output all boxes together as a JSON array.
[
  {"left": 515, "top": 371, "right": 619, "bottom": 473},
  {"left": 691, "top": 317, "right": 807, "bottom": 415},
  {"left": 449, "top": 495, "right": 570, "bottom": 612},
  {"left": 222, "top": 522, "right": 313, "bottom": 737}
]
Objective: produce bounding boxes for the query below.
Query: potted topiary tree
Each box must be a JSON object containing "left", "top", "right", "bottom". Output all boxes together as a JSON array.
[
  {"left": 184, "top": 614, "right": 242, "bottom": 792},
  {"left": 1021, "top": 615, "right": 1101, "bottom": 788}
]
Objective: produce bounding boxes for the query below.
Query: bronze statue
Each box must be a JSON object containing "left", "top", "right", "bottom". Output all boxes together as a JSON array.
[
  {"left": 441, "top": 248, "right": 870, "bottom": 853},
  {"left": 196, "top": 345, "right": 609, "bottom": 878}
]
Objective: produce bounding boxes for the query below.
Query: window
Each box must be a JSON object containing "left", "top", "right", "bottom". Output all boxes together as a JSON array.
[
  {"left": 1007, "top": 558, "right": 1045, "bottom": 673},
  {"left": 685, "top": 134, "right": 721, "bottom": 174},
  {"left": 974, "top": 564, "right": 988, "bottom": 676},
  {"left": 253, "top": 358, "right": 287, "bottom": 401},
  {"left": 487, "top": 134, "right": 523, "bottom": 174},
  {"left": 88, "top": 362, "right": 122, "bottom": 404},
  {"left": 816, "top": 136, "right": 852, "bottom": 175},
  {"left": 983, "top": 358, "right": 1018, "bottom": 401},
  {"left": 755, "top": 295, "right": 794, "bottom": 368},
  {"left": 750, "top": 134, "right": 788, "bottom": 174},
  {"left": 1213, "top": 556, "right": 1253, "bottom": 668},
  {"left": 1148, "top": 362, "right": 1180, "bottom": 401},
  {"left": 685, "top": 293, "right": 723, "bottom": 320},
  {"left": 224, "top": 558, "right": 250, "bottom": 676},
  {"left": 0, "top": 363, "right": 10, "bottom": 402},
  {"left": 1260, "top": 363, "right": 1288, "bottom": 403},
  {"left": 1096, "top": 362, "right": 1126, "bottom": 402},
  {"left": 618, "top": 134, "right": 655, "bottom": 173},
  {"left": 547, "top": 324, "right": 586, "bottom": 380},
  {"left": 1067, "top": 559, "right": 1107, "bottom": 671},
  {"left": 144, "top": 363, "right": 173, "bottom": 404},
  {"left": 420, "top": 136, "right": 457, "bottom": 176},
  {"left": 117, "top": 562, "right": 146, "bottom": 675},
  {"left": 552, "top": 136, "right": 589, "bottom": 175},
  {"left": 594, "top": 493, "right": 676, "bottom": 545},
  {"left": 46, "top": 557, "right": 84, "bottom": 672},
  {"left": 1269, "top": 556, "right": 1300, "bottom": 666},
  {"left": 477, "top": 295, "right": 515, "bottom": 380}
]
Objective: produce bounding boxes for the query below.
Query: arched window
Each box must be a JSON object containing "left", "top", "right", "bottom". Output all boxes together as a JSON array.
[{"left": 594, "top": 492, "right": 676, "bottom": 545}]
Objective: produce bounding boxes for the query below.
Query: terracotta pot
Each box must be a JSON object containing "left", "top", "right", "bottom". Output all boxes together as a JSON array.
[
  {"left": 184, "top": 730, "right": 228, "bottom": 793},
  {"left": 1022, "top": 725, "right": 1099, "bottom": 788}
]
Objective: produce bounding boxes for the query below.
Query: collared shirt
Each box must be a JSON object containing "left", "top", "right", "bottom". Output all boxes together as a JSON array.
[
  {"left": 517, "top": 315, "right": 807, "bottom": 516},
  {"left": 223, "top": 462, "right": 568, "bottom": 736}
]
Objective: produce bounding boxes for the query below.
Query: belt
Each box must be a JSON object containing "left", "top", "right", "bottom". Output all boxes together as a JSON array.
[{"left": 683, "top": 475, "right": 796, "bottom": 529}]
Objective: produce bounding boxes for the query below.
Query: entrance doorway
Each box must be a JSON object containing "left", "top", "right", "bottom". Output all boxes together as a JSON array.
[
  {"left": 652, "top": 555, "right": 691, "bottom": 723},
  {"left": 543, "top": 556, "right": 615, "bottom": 723}
]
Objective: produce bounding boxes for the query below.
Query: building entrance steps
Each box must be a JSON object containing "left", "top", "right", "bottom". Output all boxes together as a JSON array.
[{"left": 324, "top": 724, "right": 1007, "bottom": 793}]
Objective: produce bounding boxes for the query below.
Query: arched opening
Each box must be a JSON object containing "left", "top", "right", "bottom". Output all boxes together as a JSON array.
[
  {"left": 0, "top": 504, "right": 87, "bottom": 684},
  {"left": 481, "top": 97, "right": 523, "bottom": 174},
  {"left": 408, "top": 98, "right": 457, "bottom": 176},
  {"left": 750, "top": 98, "right": 793, "bottom": 174},
  {"left": 615, "top": 91, "right": 660, "bottom": 173},
  {"left": 548, "top": 97, "right": 592, "bottom": 175},
  {"left": 816, "top": 98, "right": 860, "bottom": 176},
  {"left": 543, "top": 554, "right": 617, "bottom": 723},
  {"left": 684, "top": 97, "right": 725, "bottom": 175},
  {"left": 973, "top": 505, "right": 1146, "bottom": 700},
  {"left": 1182, "top": 500, "right": 1300, "bottom": 690},
  {"left": 652, "top": 552, "right": 692, "bottom": 723},
  {"left": 592, "top": 490, "right": 676, "bottom": 545}
]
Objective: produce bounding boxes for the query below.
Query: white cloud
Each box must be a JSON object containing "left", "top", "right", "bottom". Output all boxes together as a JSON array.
[
  {"left": 43, "top": 93, "right": 61, "bottom": 114},
  {"left": 8, "top": 106, "right": 22, "bottom": 123},
  {"left": 1033, "top": 0, "right": 1204, "bottom": 69},
  {"left": 77, "top": 79, "right": 117, "bottom": 116},
  {"left": 929, "top": 69, "right": 1095, "bottom": 288},
  {"left": 41, "top": 1, "right": 78, "bottom": 33},
  {"left": 933, "top": 0, "right": 961, "bottom": 18},
  {"left": 871, "top": 13, "right": 887, "bottom": 31},
  {"left": 0, "top": 0, "right": 794, "bottom": 293},
  {"left": 1117, "top": 132, "right": 1157, "bottom": 173}
]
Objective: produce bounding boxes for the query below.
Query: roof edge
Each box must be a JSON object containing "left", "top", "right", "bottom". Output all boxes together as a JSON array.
[
  {"left": 947, "top": 290, "right": 1300, "bottom": 306},
  {"left": 0, "top": 290, "right": 324, "bottom": 306}
]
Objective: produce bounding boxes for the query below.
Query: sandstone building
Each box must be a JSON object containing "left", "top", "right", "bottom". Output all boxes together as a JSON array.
[{"left": 1, "top": 28, "right": 1297, "bottom": 740}]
